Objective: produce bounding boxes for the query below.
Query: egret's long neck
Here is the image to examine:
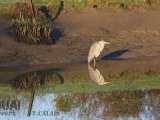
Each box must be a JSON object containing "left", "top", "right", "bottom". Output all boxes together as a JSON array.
[{"left": 98, "top": 42, "right": 105, "bottom": 52}]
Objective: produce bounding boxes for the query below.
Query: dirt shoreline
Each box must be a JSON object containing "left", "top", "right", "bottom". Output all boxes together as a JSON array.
[
  {"left": 0, "top": 56, "right": 159, "bottom": 84},
  {"left": 0, "top": 10, "right": 160, "bottom": 75}
]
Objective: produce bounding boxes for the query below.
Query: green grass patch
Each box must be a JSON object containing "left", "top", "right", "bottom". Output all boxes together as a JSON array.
[
  {"left": 52, "top": 75, "right": 160, "bottom": 94},
  {"left": 0, "top": 4, "right": 12, "bottom": 17},
  {"left": 1, "top": 0, "right": 160, "bottom": 18},
  {"left": 0, "top": 84, "right": 19, "bottom": 96},
  {"left": 1, "top": 74, "right": 159, "bottom": 96}
]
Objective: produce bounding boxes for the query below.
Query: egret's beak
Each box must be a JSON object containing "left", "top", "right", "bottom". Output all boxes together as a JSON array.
[{"left": 104, "top": 42, "right": 111, "bottom": 45}]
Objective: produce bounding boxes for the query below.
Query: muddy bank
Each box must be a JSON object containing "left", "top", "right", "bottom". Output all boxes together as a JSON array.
[
  {"left": 0, "top": 56, "right": 159, "bottom": 84},
  {"left": 0, "top": 11, "right": 160, "bottom": 67}
]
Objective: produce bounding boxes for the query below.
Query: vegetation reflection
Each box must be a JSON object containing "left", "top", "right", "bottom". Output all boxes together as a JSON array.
[{"left": 55, "top": 90, "right": 160, "bottom": 119}]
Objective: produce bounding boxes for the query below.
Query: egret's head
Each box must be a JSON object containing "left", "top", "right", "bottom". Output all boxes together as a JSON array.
[{"left": 99, "top": 39, "right": 111, "bottom": 45}]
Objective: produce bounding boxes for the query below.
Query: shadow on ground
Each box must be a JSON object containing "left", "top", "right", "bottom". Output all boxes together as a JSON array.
[
  {"left": 101, "top": 49, "right": 130, "bottom": 60},
  {"left": 39, "top": 6, "right": 52, "bottom": 20},
  {"left": 51, "top": 28, "right": 64, "bottom": 44},
  {"left": 39, "top": 1, "right": 64, "bottom": 44},
  {"left": 39, "top": 1, "right": 64, "bottom": 21}
]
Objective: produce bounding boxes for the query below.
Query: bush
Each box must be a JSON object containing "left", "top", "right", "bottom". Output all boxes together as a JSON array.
[{"left": 12, "top": 2, "right": 53, "bottom": 44}]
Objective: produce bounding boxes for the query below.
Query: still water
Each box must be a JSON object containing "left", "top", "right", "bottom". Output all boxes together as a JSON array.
[
  {"left": 0, "top": 64, "right": 160, "bottom": 120},
  {"left": 0, "top": 90, "right": 160, "bottom": 120}
]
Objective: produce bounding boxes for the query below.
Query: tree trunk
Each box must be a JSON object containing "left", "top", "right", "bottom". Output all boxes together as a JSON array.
[{"left": 28, "top": 0, "right": 36, "bottom": 19}]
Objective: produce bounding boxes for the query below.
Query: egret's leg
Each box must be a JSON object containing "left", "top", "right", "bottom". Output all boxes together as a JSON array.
[{"left": 93, "top": 57, "right": 96, "bottom": 69}]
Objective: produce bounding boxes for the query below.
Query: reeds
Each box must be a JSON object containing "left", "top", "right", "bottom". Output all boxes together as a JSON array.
[{"left": 12, "top": 2, "right": 53, "bottom": 44}]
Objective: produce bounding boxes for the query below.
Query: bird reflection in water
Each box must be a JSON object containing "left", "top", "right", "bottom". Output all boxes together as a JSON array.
[{"left": 88, "top": 64, "right": 110, "bottom": 85}]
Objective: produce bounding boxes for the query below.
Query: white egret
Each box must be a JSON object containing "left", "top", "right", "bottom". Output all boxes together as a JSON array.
[{"left": 88, "top": 40, "right": 111, "bottom": 67}]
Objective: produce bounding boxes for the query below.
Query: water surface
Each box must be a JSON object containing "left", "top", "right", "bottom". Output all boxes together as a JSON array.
[
  {"left": 0, "top": 64, "right": 160, "bottom": 120},
  {"left": 0, "top": 89, "right": 160, "bottom": 120}
]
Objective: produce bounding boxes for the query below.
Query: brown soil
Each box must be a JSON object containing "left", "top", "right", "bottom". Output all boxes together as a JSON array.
[{"left": 0, "top": 10, "right": 160, "bottom": 72}]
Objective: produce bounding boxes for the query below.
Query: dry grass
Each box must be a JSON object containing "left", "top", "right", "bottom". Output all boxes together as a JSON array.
[{"left": 12, "top": 2, "right": 53, "bottom": 44}]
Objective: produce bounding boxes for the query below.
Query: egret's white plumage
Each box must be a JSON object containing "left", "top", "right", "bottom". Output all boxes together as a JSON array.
[{"left": 88, "top": 40, "right": 111, "bottom": 66}]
